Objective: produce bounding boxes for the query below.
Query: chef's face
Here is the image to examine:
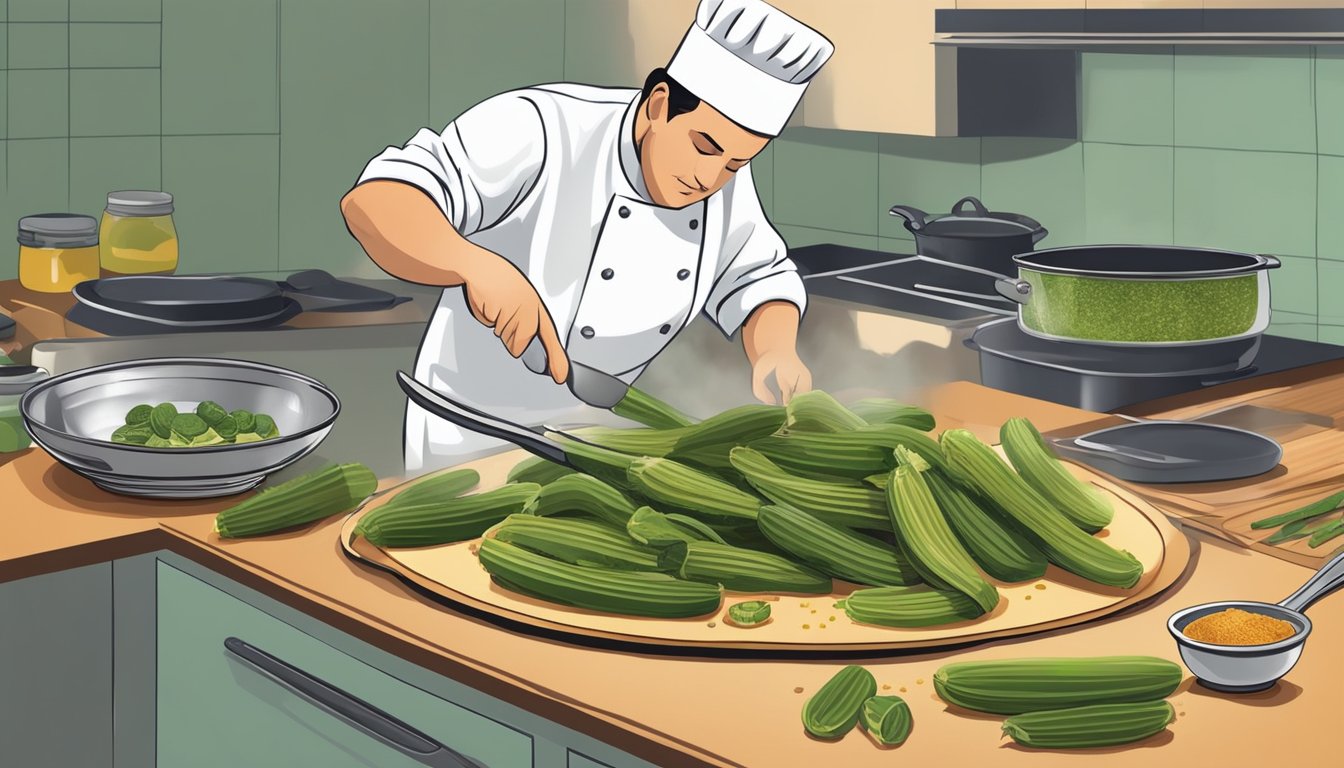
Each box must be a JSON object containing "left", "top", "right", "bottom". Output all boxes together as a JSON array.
[{"left": 636, "top": 83, "right": 771, "bottom": 208}]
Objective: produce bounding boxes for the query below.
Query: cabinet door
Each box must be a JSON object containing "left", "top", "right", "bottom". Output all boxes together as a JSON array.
[
  {"left": 0, "top": 563, "right": 112, "bottom": 768},
  {"left": 156, "top": 561, "right": 533, "bottom": 768}
]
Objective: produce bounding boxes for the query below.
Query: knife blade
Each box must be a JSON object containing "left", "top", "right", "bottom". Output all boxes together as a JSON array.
[
  {"left": 395, "top": 371, "right": 573, "bottom": 466},
  {"left": 519, "top": 338, "right": 629, "bottom": 410}
]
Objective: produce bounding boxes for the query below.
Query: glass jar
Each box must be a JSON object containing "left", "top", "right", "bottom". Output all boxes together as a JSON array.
[
  {"left": 17, "top": 214, "right": 102, "bottom": 293},
  {"left": 100, "top": 190, "right": 179, "bottom": 276},
  {"left": 0, "top": 365, "right": 49, "bottom": 454}
]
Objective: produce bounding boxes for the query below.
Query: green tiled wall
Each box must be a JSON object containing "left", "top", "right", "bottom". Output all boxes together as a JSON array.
[{"left": 0, "top": 3, "right": 1339, "bottom": 343}]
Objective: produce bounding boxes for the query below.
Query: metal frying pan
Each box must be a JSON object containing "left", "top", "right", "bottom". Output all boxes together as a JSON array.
[{"left": 1049, "top": 421, "right": 1283, "bottom": 484}]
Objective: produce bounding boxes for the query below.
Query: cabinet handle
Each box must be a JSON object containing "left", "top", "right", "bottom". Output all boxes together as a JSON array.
[{"left": 224, "top": 637, "right": 485, "bottom": 768}]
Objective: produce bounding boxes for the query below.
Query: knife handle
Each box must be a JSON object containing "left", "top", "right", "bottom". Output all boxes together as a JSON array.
[
  {"left": 224, "top": 637, "right": 484, "bottom": 768},
  {"left": 520, "top": 337, "right": 548, "bottom": 375}
]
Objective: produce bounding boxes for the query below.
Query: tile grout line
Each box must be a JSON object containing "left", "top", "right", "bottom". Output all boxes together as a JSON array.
[
  {"left": 159, "top": 0, "right": 164, "bottom": 193},
  {"left": 1170, "top": 45, "right": 1176, "bottom": 246},
  {"left": 1314, "top": 45, "right": 1321, "bottom": 333},
  {"left": 66, "top": 0, "right": 70, "bottom": 209},
  {"left": 276, "top": 0, "right": 282, "bottom": 272}
]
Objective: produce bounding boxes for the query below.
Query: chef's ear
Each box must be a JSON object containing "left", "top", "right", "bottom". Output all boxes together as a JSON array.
[{"left": 644, "top": 82, "right": 671, "bottom": 124}]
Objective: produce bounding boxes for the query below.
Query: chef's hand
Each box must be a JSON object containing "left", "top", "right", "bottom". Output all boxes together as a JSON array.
[
  {"left": 751, "top": 351, "right": 812, "bottom": 405},
  {"left": 462, "top": 248, "right": 570, "bottom": 384}
]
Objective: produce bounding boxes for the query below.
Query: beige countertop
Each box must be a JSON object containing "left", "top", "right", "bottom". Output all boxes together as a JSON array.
[{"left": 3, "top": 379, "right": 1342, "bottom": 766}]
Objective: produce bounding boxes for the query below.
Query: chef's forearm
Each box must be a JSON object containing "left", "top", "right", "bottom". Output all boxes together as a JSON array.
[
  {"left": 743, "top": 301, "right": 802, "bottom": 364},
  {"left": 341, "top": 180, "right": 480, "bottom": 287}
]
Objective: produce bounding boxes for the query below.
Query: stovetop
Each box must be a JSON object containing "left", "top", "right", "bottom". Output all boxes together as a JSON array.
[
  {"left": 792, "top": 244, "right": 1014, "bottom": 323},
  {"left": 790, "top": 243, "right": 1344, "bottom": 411}
]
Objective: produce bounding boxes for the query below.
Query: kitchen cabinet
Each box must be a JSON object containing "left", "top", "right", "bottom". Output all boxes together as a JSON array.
[
  {"left": 0, "top": 563, "right": 113, "bottom": 768},
  {"left": 152, "top": 554, "right": 659, "bottom": 768},
  {"left": 608, "top": 0, "right": 1074, "bottom": 137}
]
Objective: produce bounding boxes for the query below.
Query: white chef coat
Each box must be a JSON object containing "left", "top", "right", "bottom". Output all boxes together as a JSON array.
[{"left": 355, "top": 83, "right": 807, "bottom": 474}]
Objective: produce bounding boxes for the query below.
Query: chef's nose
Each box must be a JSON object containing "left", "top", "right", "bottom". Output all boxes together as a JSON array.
[{"left": 690, "top": 162, "right": 714, "bottom": 192}]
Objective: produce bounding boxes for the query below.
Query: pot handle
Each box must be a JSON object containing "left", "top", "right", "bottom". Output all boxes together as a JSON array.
[
  {"left": 994, "top": 278, "right": 1032, "bottom": 305},
  {"left": 951, "top": 196, "right": 990, "bottom": 218},
  {"left": 1031, "top": 226, "right": 1049, "bottom": 244},
  {"left": 888, "top": 204, "right": 928, "bottom": 231},
  {"left": 1258, "top": 254, "right": 1282, "bottom": 270}
]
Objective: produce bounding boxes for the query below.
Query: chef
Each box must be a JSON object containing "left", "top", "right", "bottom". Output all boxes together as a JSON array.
[{"left": 342, "top": 0, "right": 834, "bottom": 474}]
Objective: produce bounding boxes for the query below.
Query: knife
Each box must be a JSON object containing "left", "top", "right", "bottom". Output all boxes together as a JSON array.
[
  {"left": 396, "top": 371, "right": 580, "bottom": 466},
  {"left": 520, "top": 338, "right": 628, "bottom": 409}
]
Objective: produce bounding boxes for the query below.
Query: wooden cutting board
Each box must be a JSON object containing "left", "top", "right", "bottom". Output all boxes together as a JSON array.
[
  {"left": 1048, "top": 367, "right": 1344, "bottom": 569},
  {"left": 340, "top": 444, "right": 1189, "bottom": 656}
]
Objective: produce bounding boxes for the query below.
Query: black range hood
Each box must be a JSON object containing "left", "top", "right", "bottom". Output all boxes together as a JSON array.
[{"left": 936, "top": 8, "right": 1344, "bottom": 46}]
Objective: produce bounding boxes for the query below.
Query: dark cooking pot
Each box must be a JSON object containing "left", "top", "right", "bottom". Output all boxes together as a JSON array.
[
  {"left": 993, "top": 245, "right": 1281, "bottom": 347},
  {"left": 888, "top": 196, "right": 1048, "bottom": 273}
]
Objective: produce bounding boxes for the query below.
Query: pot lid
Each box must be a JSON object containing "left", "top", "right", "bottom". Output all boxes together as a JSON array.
[
  {"left": 891, "top": 196, "right": 1043, "bottom": 240},
  {"left": 106, "top": 190, "right": 174, "bottom": 217}
]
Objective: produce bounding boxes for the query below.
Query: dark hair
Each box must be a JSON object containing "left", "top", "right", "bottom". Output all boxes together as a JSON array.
[{"left": 641, "top": 68, "right": 773, "bottom": 138}]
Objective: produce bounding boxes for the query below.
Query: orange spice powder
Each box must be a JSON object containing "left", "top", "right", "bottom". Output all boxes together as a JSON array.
[{"left": 1183, "top": 608, "right": 1295, "bottom": 645}]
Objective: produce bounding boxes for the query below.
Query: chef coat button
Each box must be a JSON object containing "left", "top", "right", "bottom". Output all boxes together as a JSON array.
[
  {"left": 677, "top": 269, "right": 691, "bottom": 280},
  {"left": 618, "top": 206, "right": 630, "bottom": 218},
  {"left": 601, "top": 268, "right": 614, "bottom": 280},
  {"left": 660, "top": 324, "right": 672, "bottom": 334},
  {"left": 689, "top": 219, "right": 699, "bottom": 230},
  {"left": 580, "top": 326, "right": 595, "bottom": 339}
]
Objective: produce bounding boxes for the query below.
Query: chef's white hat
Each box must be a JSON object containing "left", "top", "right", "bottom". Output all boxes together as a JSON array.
[{"left": 666, "top": 0, "right": 834, "bottom": 137}]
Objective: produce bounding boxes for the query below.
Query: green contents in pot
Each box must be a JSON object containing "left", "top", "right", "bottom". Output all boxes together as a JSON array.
[{"left": 1019, "top": 270, "right": 1259, "bottom": 343}]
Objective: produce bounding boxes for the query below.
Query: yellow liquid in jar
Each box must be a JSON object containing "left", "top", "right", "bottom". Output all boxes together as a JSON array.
[
  {"left": 18, "top": 244, "right": 101, "bottom": 292},
  {"left": 100, "top": 213, "right": 179, "bottom": 275}
]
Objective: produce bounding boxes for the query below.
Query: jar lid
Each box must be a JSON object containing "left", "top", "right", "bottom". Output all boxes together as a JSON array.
[
  {"left": 0, "top": 365, "right": 49, "bottom": 397},
  {"left": 106, "top": 190, "right": 174, "bottom": 217},
  {"left": 17, "top": 213, "right": 99, "bottom": 248}
]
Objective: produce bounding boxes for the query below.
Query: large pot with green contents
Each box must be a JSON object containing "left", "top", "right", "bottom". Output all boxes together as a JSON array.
[{"left": 993, "top": 246, "right": 1280, "bottom": 346}]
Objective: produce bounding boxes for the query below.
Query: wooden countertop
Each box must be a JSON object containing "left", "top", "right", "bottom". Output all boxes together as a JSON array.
[{"left": 2, "top": 380, "right": 1342, "bottom": 767}]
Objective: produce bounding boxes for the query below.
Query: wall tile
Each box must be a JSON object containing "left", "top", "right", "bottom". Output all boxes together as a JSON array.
[
  {"left": 1173, "top": 147, "right": 1315, "bottom": 257},
  {"left": 9, "top": 22, "right": 67, "bottom": 69},
  {"left": 878, "top": 134, "right": 980, "bottom": 242},
  {"left": 9, "top": 0, "right": 66, "bottom": 22},
  {"left": 878, "top": 237, "right": 917, "bottom": 255},
  {"left": 1316, "top": 260, "right": 1344, "bottom": 325},
  {"left": 1318, "top": 324, "right": 1344, "bottom": 345},
  {"left": 280, "top": 0, "right": 429, "bottom": 275},
  {"left": 1318, "top": 49, "right": 1344, "bottom": 158},
  {"left": 1269, "top": 314, "right": 1318, "bottom": 342},
  {"left": 430, "top": 0, "right": 565, "bottom": 127},
  {"left": 750, "top": 143, "right": 774, "bottom": 218},
  {"left": 163, "top": 135, "right": 279, "bottom": 275},
  {"left": 1082, "top": 142, "right": 1174, "bottom": 245},
  {"left": 981, "top": 138, "right": 1086, "bottom": 247},
  {"left": 69, "top": 136, "right": 161, "bottom": 219},
  {"left": 0, "top": 150, "right": 8, "bottom": 280},
  {"left": 70, "top": 23, "right": 160, "bottom": 69},
  {"left": 1174, "top": 50, "right": 1314, "bottom": 153},
  {"left": 7, "top": 138, "right": 69, "bottom": 214},
  {"left": 773, "top": 127, "right": 880, "bottom": 236},
  {"left": 0, "top": 22, "right": 7, "bottom": 67},
  {"left": 8, "top": 69, "right": 68, "bottom": 139},
  {"left": 70, "top": 69, "right": 160, "bottom": 137},
  {"left": 163, "top": 0, "right": 277, "bottom": 135},
  {"left": 71, "top": 0, "right": 160, "bottom": 22},
  {"left": 564, "top": 0, "right": 638, "bottom": 88},
  {"left": 1272, "top": 254, "right": 1317, "bottom": 316},
  {"left": 775, "top": 224, "right": 879, "bottom": 252},
  {"left": 0, "top": 74, "right": 7, "bottom": 140},
  {"left": 1079, "top": 51, "right": 1174, "bottom": 146},
  {"left": 1320, "top": 155, "right": 1344, "bottom": 261}
]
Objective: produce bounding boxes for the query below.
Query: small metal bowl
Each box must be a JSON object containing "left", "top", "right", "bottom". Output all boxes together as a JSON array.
[
  {"left": 1167, "top": 601, "right": 1311, "bottom": 692},
  {"left": 1167, "top": 549, "right": 1344, "bottom": 693},
  {"left": 20, "top": 357, "right": 339, "bottom": 499}
]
